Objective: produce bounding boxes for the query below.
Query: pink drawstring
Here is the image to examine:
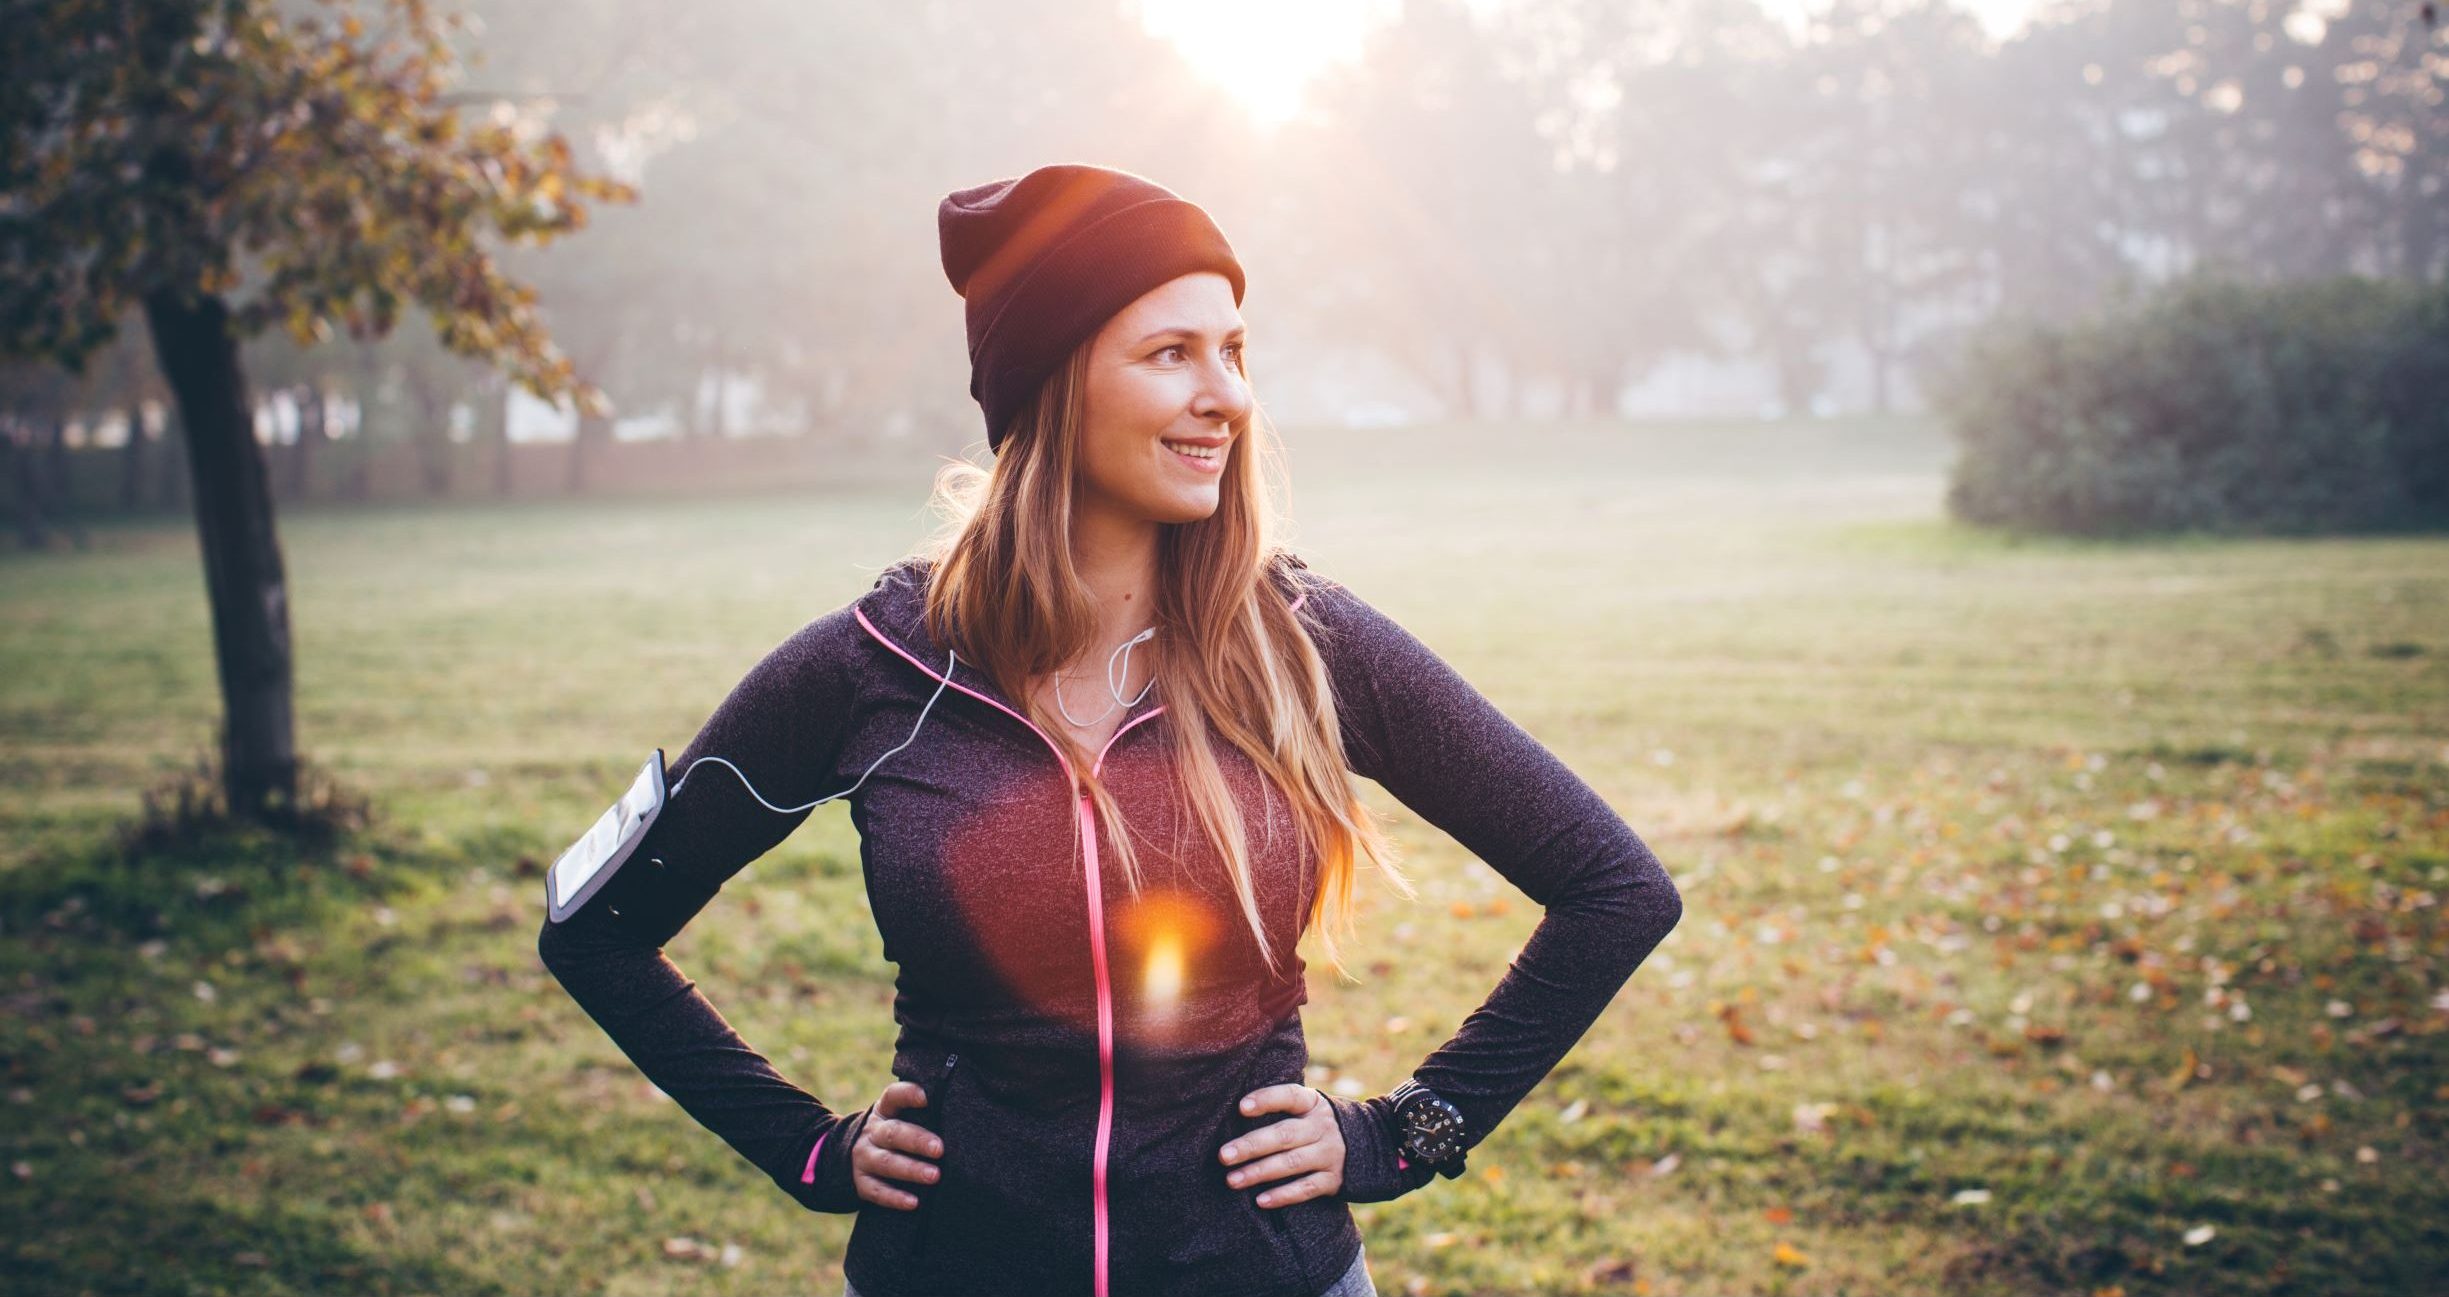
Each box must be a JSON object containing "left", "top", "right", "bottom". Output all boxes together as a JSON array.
[
  {"left": 802, "top": 1127, "right": 830, "bottom": 1185},
  {"left": 1397, "top": 1155, "right": 1409, "bottom": 1171}
]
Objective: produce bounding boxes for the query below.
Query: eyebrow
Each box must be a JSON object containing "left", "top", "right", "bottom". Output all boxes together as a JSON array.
[{"left": 1135, "top": 325, "right": 1248, "bottom": 346}]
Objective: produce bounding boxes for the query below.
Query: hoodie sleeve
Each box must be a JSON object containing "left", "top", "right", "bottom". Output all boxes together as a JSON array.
[
  {"left": 534, "top": 599, "right": 874, "bottom": 1213},
  {"left": 1286, "top": 563, "right": 1684, "bottom": 1204}
]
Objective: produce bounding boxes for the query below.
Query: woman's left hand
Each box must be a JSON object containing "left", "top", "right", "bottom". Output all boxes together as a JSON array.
[{"left": 1219, "top": 1085, "right": 1345, "bottom": 1208}]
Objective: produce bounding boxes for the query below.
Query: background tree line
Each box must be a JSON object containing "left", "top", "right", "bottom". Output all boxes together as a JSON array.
[{"left": 7, "top": 0, "right": 2441, "bottom": 539}]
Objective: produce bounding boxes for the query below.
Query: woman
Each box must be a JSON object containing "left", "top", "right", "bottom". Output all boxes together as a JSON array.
[{"left": 537, "top": 163, "right": 1683, "bottom": 1297}]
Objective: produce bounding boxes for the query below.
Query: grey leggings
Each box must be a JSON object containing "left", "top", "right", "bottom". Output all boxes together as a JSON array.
[{"left": 841, "top": 1242, "right": 1377, "bottom": 1297}]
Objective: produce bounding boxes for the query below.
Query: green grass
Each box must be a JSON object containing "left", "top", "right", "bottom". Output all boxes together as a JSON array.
[{"left": 2, "top": 416, "right": 2443, "bottom": 1295}]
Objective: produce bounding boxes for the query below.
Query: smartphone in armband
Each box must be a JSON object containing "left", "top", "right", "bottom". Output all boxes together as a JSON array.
[{"left": 546, "top": 749, "right": 668, "bottom": 924}]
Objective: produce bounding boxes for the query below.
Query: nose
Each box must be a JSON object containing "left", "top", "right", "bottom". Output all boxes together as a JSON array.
[{"left": 1190, "top": 352, "right": 1250, "bottom": 429}]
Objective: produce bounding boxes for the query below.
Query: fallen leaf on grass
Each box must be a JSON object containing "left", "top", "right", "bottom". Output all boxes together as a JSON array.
[
  {"left": 1772, "top": 1241, "right": 1810, "bottom": 1269},
  {"left": 1584, "top": 1256, "right": 1637, "bottom": 1285},
  {"left": 2167, "top": 1047, "right": 2199, "bottom": 1092}
]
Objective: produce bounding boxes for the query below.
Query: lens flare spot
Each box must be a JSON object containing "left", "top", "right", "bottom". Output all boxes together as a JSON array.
[
  {"left": 1145, "top": 933, "right": 1186, "bottom": 1015},
  {"left": 1114, "top": 888, "right": 1226, "bottom": 1048}
]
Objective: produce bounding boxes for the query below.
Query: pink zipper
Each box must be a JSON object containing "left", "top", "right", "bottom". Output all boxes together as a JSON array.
[{"left": 854, "top": 603, "right": 1163, "bottom": 1297}]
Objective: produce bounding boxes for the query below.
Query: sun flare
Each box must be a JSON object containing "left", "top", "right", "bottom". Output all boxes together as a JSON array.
[{"left": 1135, "top": 0, "right": 1397, "bottom": 129}]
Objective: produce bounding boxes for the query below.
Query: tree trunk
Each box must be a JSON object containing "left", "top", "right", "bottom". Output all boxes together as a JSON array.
[
  {"left": 4, "top": 420, "right": 48, "bottom": 548},
  {"left": 707, "top": 329, "right": 728, "bottom": 440},
  {"left": 143, "top": 288, "right": 298, "bottom": 824},
  {"left": 119, "top": 413, "right": 149, "bottom": 512},
  {"left": 411, "top": 374, "right": 451, "bottom": 497},
  {"left": 1774, "top": 332, "right": 1822, "bottom": 420},
  {"left": 568, "top": 409, "right": 609, "bottom": 494},
  {"left": 343, "top": 345, "right": 379, "bottom": 502},
  {"left": 292, "top": 384, "right": 321, "bottom": 502},
  {"left": 489, "top": 375, "right": 514, "bottom": 497},
  {"left": 41, "top": 416, "right": 88, "bottom": 549},
  {"left": 154, "top": 403, "right": 190, "bottom": 513}
]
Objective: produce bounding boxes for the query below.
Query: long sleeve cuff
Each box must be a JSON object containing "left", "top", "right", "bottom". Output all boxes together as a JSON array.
[
  {"left": 784, "top": 1105, "right": 870, "bottom": 1213},
  {"left": 1327, "top": 1093, "right": 1440, "bottom": 1203}
]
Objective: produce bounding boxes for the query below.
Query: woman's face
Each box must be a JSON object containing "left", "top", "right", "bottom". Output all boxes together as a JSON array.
[{"left": 1076, "top": 271, "right": 1250, "bottom": 528}]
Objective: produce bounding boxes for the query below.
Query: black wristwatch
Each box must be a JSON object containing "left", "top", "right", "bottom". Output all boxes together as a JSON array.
[{"left": 1385, "top": 1078, "right": 1469, "bottom": 1179}]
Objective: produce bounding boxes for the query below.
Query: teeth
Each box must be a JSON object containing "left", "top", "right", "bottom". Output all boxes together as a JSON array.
[{"left": 1162, "top": 440, "right": 1222, "bottom": 460}]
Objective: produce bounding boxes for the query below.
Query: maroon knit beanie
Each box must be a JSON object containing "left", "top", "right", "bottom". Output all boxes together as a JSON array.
[{"left": 938, "top": 163, "right": 1246, "bottom": 453}]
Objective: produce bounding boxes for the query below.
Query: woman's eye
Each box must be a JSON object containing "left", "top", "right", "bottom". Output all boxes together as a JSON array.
[{"left": 1155, "top": 343, "right": 1245, "bottom": 366}]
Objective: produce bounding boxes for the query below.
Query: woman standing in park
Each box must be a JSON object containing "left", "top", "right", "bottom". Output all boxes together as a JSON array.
[{"left": 536, "top": 163, "right": 1683, "bottom": 1297}]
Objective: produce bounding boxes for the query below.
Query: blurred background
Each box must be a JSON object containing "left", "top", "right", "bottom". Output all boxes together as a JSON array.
[
  {"left": 7, "top": 0, "right": 2442, "bottom": 511},
  {"left": 2, "top": 2, "right": 2444, "bottom": 1295}
]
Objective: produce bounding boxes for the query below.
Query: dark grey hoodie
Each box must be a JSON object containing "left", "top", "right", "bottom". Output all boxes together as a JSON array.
[{"left": 536, "top": 552, "right": 1682, "bottom": 1297}]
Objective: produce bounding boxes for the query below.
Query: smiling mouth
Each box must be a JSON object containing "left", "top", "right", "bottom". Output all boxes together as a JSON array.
[{"left": 1161, "top": 439, "right": 1226, "bottom": 472}]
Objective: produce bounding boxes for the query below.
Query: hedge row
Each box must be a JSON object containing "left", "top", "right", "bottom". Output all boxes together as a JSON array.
[{"left": 1929, "top": 272, "right": 2449, "bottom": 536}]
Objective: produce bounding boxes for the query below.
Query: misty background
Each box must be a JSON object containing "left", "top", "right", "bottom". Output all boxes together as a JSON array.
[{"left": 10, "top": 0, "right": 2442, "bottom": 511}]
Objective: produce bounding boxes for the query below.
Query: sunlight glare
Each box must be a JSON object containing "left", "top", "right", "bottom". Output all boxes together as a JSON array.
[
  {"left": 1143, "top": 931, "right": 1186, "bottom": 1020},
  {"left": 1136, "top": 0, "right": 1399, "bottom": 129}
]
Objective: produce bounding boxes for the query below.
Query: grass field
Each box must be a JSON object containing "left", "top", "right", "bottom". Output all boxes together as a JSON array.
[{"left": 2, "top": 416, "right": 2443, "bottom": 1295}]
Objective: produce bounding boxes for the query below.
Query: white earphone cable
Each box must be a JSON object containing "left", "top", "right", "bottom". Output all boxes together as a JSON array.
[
  {"left": 1054, "top": 626, "right": 1157, "bottom": 728},
  {"left": 670, "top": 646, "right": 959, "bottom": 813}
]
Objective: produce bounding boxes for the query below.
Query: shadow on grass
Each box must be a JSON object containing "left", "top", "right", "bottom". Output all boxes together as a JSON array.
[
  {"left": 0, "top": 815, "right": 417, "bottom": 956},
  {"left": 2, "top": 1185, "right": 504, "bottom": 1297}
]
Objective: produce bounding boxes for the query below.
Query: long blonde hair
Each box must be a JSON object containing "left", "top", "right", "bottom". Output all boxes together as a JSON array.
[{"left": 910, "top": 341, "right": 1414, "bottom": 983}]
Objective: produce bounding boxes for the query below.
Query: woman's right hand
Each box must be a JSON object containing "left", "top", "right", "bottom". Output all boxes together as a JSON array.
[{"left": 852, "top": 1080, "right": 943, "bottom": 1210}]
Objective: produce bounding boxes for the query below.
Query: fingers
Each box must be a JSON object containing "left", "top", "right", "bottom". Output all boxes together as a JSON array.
[
  {"left": 860, "top": 1140, "right": 943, "bottom": 1186},
  {"left": 1235, "top": 1084, "right": 1321, "bottom": 1118},
  {"left": 871, "top": 1112, "right": 945, "bottom": 1161},
  {"left": 852, "top": 1132, "right": 940, "bottom": 1210},
  {"left": 1250, "top": 1169, "right": 1340, "bottom": 1209},
  {"left": 1226, "top": 1144, "right": 1329, "bottom": 1195},
  {"left": 855, "top": 1168, "right": 926, "bottom": 1211},
  {"left": 874, "top": 1079, "right": 929, "bottom": 1119},
  {"left": 855, "top": 1082, "right": 945, "bottom": 1211},
  {"left": 1220, "top": 1085, "right": 1327, "bottom": 1168}
]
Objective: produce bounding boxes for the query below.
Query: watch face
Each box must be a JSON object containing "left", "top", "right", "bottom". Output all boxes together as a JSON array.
[{"left": 1401, "top": 1095, "right": 1464, "bottom": 1162}]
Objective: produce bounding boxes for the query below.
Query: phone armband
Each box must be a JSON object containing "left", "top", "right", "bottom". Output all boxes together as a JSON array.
[{"left": 545, "top": 749, "right": 668, "bottom": 924}]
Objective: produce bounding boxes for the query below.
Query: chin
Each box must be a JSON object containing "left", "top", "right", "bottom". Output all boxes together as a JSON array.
[{"left": 1141, "top": 491, "right": 1222, "bottom": 525}]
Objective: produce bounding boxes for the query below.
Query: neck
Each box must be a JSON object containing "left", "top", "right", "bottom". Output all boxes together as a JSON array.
[{"left": 1069, "top": 506, "right": 1161, "bottom": 646}]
